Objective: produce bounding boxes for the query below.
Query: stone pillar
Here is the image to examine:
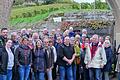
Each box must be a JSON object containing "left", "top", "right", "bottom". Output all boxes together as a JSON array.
[
  {"left": 107, "top": 0, "right": 120, "bottom": 48},
  {"left": 114, "top": 8, "right": 120, "bottom": 48},
  {"left": 0, "top": 0, "right": 13, "bottom": 28}
]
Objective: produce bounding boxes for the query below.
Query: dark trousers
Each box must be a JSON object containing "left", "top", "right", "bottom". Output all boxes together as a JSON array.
[
  {"left": 12, "top": 66, "right": 19, "bottom": 80},
  {"left": 52, "top": 63, "right": 57, "bottom": 80}
]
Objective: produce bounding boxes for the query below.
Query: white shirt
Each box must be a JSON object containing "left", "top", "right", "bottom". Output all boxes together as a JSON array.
[
  {"left": 52, "top": 46, "right": 57, "bottom": 63},
  {"left": 6, "top": 47, "right": 14, "bottom": 70}
]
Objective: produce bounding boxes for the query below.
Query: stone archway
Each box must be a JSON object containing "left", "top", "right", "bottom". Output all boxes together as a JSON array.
[
  {"left": 0, "top": 0, "right": 120, "bottom": 47},
  {"left": 106, "top": 0, "right": 120, "bottom": 48}
]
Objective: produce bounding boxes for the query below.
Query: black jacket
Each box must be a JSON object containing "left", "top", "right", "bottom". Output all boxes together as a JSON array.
[
  {"left": 0, "top": 47, "right": 14, "bottom": 75},
  {"left": 15, "top": 44, "right": 32, "bottom": 66},
  {"left": 0, "top": 36, "right": 7, "bottom": 48},
  {"left": 0, "top": 36, "right": 7, "bottom": 56}
]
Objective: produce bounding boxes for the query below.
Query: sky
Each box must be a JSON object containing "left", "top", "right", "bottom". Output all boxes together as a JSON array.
[{"left": 74, "top": 0, "right": 106, "bottom": 3}]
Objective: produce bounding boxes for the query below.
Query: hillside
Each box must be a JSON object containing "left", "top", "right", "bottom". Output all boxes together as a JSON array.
[{"left": 10, "top": 3, "right": 80, "bottom": 27}]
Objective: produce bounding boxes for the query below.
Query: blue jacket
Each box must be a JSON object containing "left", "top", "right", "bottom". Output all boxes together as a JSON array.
[{"left": 103, "top": 46, "right": 113, "bottom": 72}]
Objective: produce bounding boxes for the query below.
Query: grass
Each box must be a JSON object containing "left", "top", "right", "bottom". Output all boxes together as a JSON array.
[
  {"left": 9, "top": 3, "right": 110, "bottom": 27},
  {"left": 10, "top": 3, "right": 75, "bottom": 19},
  {"left": 10, "top": 9, "right": 79, "bottom": 25},
  {"left": 9, "top": 3, "right": 80, "bottom": 26},
  {"left": 10, "top": 12, "right": 49, "bottom": 25}
]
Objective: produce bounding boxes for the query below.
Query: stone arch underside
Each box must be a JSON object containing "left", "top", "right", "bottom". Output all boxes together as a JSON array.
[
  {"left": 0, "top": 0, "right": 120, "bottom": 47},
  {"left": 106, "top": 0, "right": 120, "bottom": 48}
]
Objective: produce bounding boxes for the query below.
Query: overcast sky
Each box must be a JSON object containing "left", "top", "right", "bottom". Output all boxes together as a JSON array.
[{"left": 74, "top": 0, "right": 106, "bottom": 3}]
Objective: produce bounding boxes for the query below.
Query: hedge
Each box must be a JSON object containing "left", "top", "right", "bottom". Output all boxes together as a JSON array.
[{"left": 10, "top": 3, "right": 80, "bottom": 20}]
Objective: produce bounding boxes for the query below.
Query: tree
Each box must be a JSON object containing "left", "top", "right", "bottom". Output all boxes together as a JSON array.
[{"left": 0, "top": 0, "right": 13, "bottom": 27}]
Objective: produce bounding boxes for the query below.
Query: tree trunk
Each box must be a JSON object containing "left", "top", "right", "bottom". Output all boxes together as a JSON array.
[{"left": 0, "top": 0, "right": 13, "bottom": 28}]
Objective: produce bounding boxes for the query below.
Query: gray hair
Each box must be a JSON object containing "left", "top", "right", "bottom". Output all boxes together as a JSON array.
[{"left": 103, "top": 40, "right": 111, "bottom": 47}]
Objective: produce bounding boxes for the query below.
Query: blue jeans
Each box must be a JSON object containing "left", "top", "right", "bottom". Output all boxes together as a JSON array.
[
  {"left": 18, "top": 65, "right": 31, "bottom": 80},
  {"left": 118, "top": 72, "right": 120, "bottom": 80},
  {"left": 34, "top": 71, "right": 45, "bottom": 80},
  {"left": 7, "top": 69, "right": 12, "bottom": 80},
  {"left": 0, "top": 74, "right": 6, "bottom": 80},
  {"left": 0, "top": 69, "right": 12, "bottom": 80},
  {"left": 47, "top": 68, "right": 52, "bottom": 80},
  {"left": 59, "top": 65, "right": 73, "bottom": 80},
  {"left": 72, "top": 64, "right": 76, "bottom": 80},
  {"left": 89, "top": 68, "right": 102, "bottom": 80},
  {"left": 104, "top": 72, "right": 109, "bottom": 80}
]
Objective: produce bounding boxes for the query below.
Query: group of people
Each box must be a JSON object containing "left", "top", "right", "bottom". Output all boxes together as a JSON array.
[{"left": 0, "top": 27, "right": 119, "bottom": 80}]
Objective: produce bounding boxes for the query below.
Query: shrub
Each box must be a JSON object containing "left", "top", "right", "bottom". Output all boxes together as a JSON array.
[
  {"left": 13, "top": 0, "right": 25, "bottom": 5},
  {"left": 72, "top": 4, "right": 80, "bottom": 9},
  {"left": 22, "top": 2, "right": 36, "bottom": 6}
]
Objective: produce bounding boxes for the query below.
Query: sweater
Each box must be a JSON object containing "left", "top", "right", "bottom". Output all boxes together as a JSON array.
[{"left": 6, "top": 47, "right": 14, "bottom": 70}]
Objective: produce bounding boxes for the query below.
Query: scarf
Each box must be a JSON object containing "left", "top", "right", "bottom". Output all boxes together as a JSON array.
[{"left": 91, "top": 43, "right": 98, "bottom": 59}]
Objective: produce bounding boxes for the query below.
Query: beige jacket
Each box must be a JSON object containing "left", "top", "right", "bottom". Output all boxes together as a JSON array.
[{"left": 84, "top": 44, "right": 107, "bottom": 68}]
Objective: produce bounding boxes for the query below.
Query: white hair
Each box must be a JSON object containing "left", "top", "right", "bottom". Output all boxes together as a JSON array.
[
  {"left": 69, "top": 27, "right": 73, "bottom": 31},
  {"left": 82, "top": 29, "right": 87, "bottom": 33}
]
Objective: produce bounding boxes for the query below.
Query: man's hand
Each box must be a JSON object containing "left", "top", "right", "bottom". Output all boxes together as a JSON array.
[
  {"left": 47, "top": 69, "right": 49, "bottom": 71},
  {"left": 86, "top": 64, "right": 89, "bottom": 69},
  {"left": 68, "top": 59, "right": 73, "bottom": 65},
  {"left": 100, "top": 64, "right": 104, "bottom": 68}
]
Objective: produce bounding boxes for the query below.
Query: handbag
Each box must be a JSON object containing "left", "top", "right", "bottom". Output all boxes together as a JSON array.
[{"left": 75, "top": 56, "right": 80, "bottom": 64}]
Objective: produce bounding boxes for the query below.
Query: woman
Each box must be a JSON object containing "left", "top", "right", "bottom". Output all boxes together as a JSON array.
[
  {"left": 0, "top": 39, "right": 14, "bottom": 80},
  {"left": 74, "top": 40, "right": 81, "bottom": 80},
  {"left": 103, "top": 40, "right": 113, "bottom": 80},
  {"left": 33, "top": 39, "right": 47, "bottom": 80},
  {"left": 81, "top": 37, "right": 90, "bottom": 80},
  {"left": 15, "top": 36, "right": 32, "bottom": 80},
  {"left": 116, "top": 44, "right": 120, "bottom": 80}
]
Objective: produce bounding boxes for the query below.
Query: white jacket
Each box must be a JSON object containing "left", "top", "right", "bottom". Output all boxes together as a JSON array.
[{"left": 84, "top": 43, "right": 107, "bottom": 68}]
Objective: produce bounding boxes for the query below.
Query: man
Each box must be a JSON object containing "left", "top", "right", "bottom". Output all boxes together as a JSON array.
[
  {"left": 11, "top": 32, "right": 19, "bottom": 51},
  {"left": 49, "top": 40, "right": 57, "bottom": 80},
  {"left": 43, "top": 28, "right": 49, "bottom": 39},
  {"left": 44, "top": 38, "right": 54, "bottom": 80},
  {"left": 32, "top": 32, "right": 39, "bottom": 46},
  {"left": 0, "top": 28, "right": 8, "bottom": 47},
  {"left": 84, "top": 34, "right": 107, "bottom": 80},
  {"left": 20, "top": 28, "right": 29, "bottom": 38},
  {"left": 82, "top": 29, "right": 87, "bottom": 37},
  {"left": 99, "top": 36, "right": 104, "bottom": 45},
  {"left": 58, "top": 36, "right": 76, "bottom": 80},
  {"left": 55, "top": 36, "right": 63, "bottom": 64},
  {"left": 69, "top": 27, "right": 75, "bottom": 38},
  {"left": 11, "top": 32, "right": 19, "bottom": 80},
  {"left": 27, "top": 28, "right": 33, "bottom": 38}
]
